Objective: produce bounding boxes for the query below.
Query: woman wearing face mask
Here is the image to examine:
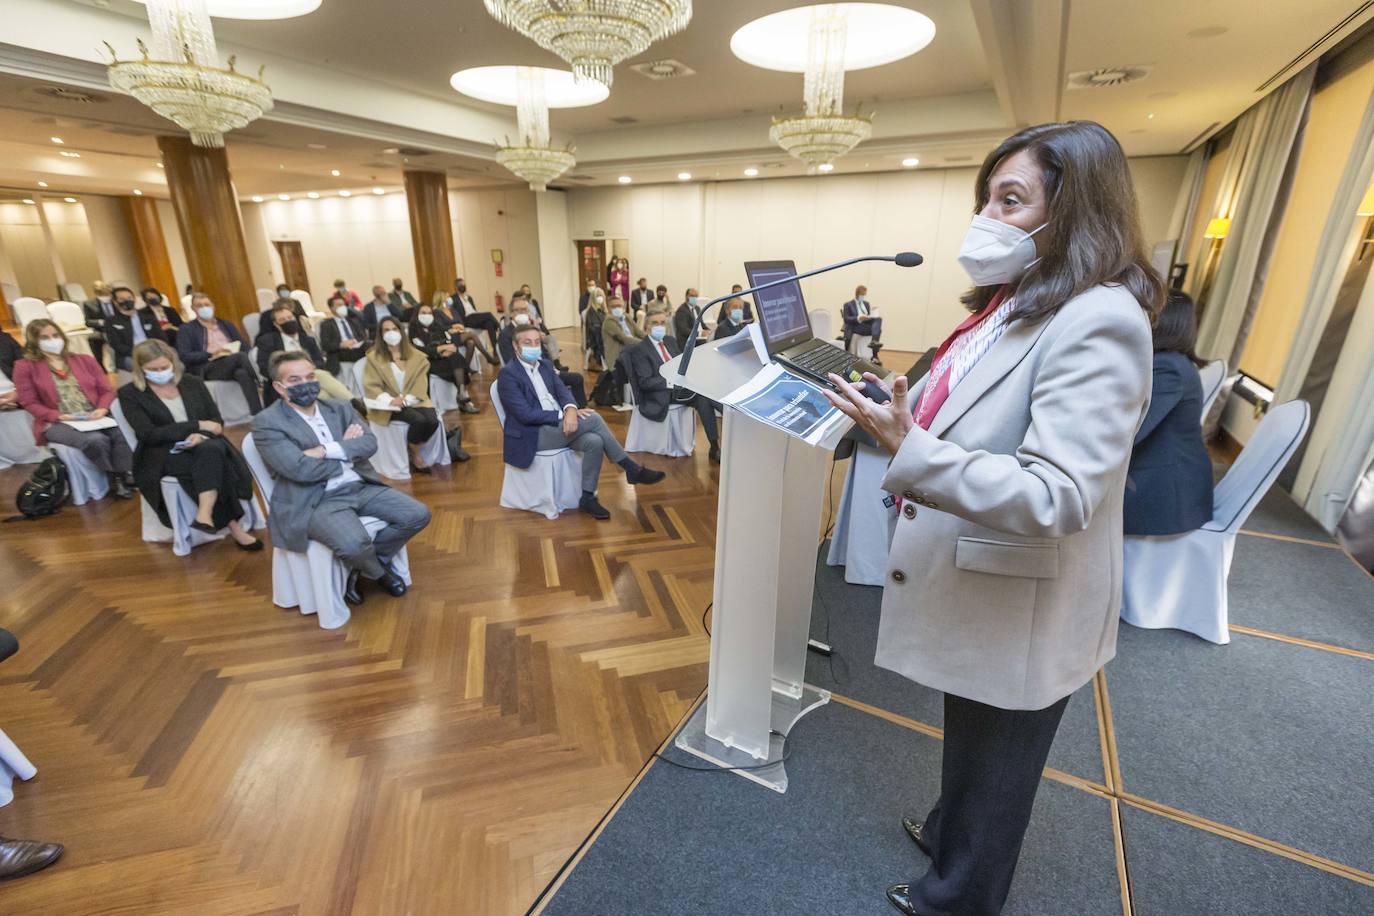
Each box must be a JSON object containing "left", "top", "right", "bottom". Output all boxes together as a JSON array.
[
  {"left": 582, "top": 287, "right": 608, "bottom": 371},
  {"left": 363, "top": 316, "right": 441, "bottom": 473},
  {"left": 824, "top": 122, "right": 1162, "bottom": 916},
  {"left": 117, "top": 340, "right": 261, "bottom": 549},
  {"left": 13, "top": 319, "right": 135, "bottom": 499},
  {"left": 409, "top": 302, "right": 482, "bottom": 414},
  {"left": 140, "top": 286, "right": 182, "bottom": 346},
  {"left": 608, "top": 258, "right": 630, "bottom": 303}
]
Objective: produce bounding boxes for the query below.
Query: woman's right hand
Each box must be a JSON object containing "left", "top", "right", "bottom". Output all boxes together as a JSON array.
[
  {"left": 390, "top": 396, "right": 405, "bottom": 409},
  {"left": 183, "top": 433, "right": 206, "bottom": 448},
  {"left": 198, "top": 419, "right": 222, "bottom": 435}
]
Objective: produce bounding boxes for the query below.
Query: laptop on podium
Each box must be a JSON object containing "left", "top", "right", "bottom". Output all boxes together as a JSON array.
[{"left": 743, "top": 259, "right": 882, "bottom": 388}]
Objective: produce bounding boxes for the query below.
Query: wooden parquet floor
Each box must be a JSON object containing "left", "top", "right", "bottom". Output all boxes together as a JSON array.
[{"left": 0, "top": 340, "right": 901, "bottom": 915}]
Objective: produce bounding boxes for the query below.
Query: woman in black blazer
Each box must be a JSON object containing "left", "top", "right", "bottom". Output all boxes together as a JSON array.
[
  {"left": 117, "top": 340, "right": 261, "bottom": 550},
  {"left": 1124, "top": 290, "right": 1215, "bottom": 535},
  {"left": 408, "top": 301, "right": 482, "bottom": 413}
]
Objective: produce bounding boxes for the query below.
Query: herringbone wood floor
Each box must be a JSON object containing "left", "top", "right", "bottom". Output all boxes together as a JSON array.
[{"left": 0, "top": 339, "right": 904, "bottom": 915}]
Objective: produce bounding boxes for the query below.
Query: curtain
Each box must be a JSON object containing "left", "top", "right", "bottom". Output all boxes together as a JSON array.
[
  {"left": 1196, "top": 65, "right": 1317, "bottom": 365},
  {"left": 1166, "top": 147, "right": 1208, "bottom": 276}
]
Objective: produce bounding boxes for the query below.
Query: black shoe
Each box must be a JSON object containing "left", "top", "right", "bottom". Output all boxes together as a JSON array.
[
  {"left": 112, "top": 477, "right": 134, "bottom": 500},
  {"left": 376, "top": 562, "right": 408, "bottom": 598},
  {"left": 452, "top": 447, "right": 472, "bottom": 462},
  {"left": 579, "top": 494, "right": 610, "bottom": 520},
  {"left": 886, "top": 884, "right": 923, "bottom": 915},
  {"left": 459, "top": 400, "right": 481, "bottom": 414},
  {"left": 235, "top": 537, "right": 264, "bottom": 552},
  {"left": 901, "top": 816, "right": 932, "bottom": 859},
  {"left": 343, "top": 569, "right": 363, "bottom": 605},
  {"left": 0, "top": 836, "right": 63, "bottom": 881},
  {"left": 708, "top": 443, "right": 720, "bottom": 464},
  {"left": 625, "top": 464, "right": 665, "bottom": 485},
  {"left": 190, "top": 520, "right": 217, "bottom": 534},
  {"left": 410, "top": 462, "right": 433, "bottom": 475}
]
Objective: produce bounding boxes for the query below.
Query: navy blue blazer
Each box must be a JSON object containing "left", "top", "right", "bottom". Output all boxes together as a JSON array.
[
  {"left": 360, "top": 300, "right": 406, "bottom": 333},
  {"left": 176, "top": 318, "right": 246, "bottom": 371},
  {"left": 1124, "top": 351, "right": 1215, "bottom": 536},
  {"left": 841, "top": 298, "right": 876, "bottom": 335},
  {"left": 496, "top": 358, "right": 577, "bottom": 469}
]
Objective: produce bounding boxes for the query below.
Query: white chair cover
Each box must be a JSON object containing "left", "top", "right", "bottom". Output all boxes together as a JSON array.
[
  {"left": 0, "top": 383, "right": 46, "bottom": 468},
  {"left": 343, "top": 359, "right": 366, "bottom": 397},
  {"left": 351, "top": 362, "right": 450, "bottom": 479},
  {"left": 490, "top": 382, "right": 582, "bottom": 519},
  {"left": 290, "top": 290, "right": 315, "bottom": 313},
  {"left": 847, "top": 332, "right": 873, "bottom": 357},
  {"left": 243, "top": 312, "right": 262, "bottom": 343},
  {"left": 826, "top": 442, "right": 900, "bottom": 586},
  {"left": 1121, "top": 400, "right": 1311, "bottom": 644},
  {"left": 1199, "top": 359, "right": 1227, "bottom": 417},
  {"left": 46, "top": 301, "right": 88, "bottom": 332},
  {"left": 242, "top": 433, "right": 411, "bottom": 630},
  {"left": 626, "top": 403, "right": 695, "bottom": 457},
  {"left": 12, "top": 297, "right": 48, "bottom": 330},
  {"left": 431, "top": 376, "right": 461, "bottom": 413},
  {"left": 58, "top": 281, "right": 87, "bottom": 304},
  {"left": 205, "top": 380, "right": 253, "bottom": 426},
  {"left": 49, "top": 442, "right": 109, "bottom": 505},
  {"left": 0, "top": 282, "right": 19, "bottom": 307},
  {"left": 809, "top": 309, "right": 833, "bottom": 341},
  {"left": 255, "top": 288, "right": 275, "bottom": 311},
  {"left": 0, "top": 728, "right": 37, "bottom": 809}
]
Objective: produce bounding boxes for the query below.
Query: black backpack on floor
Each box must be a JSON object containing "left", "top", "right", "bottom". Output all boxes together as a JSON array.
[{"left": 14, "top": 456, "right": 70, "bottom": 519}]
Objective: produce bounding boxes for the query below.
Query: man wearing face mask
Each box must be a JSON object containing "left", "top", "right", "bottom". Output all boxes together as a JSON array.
[
  {"left": 361, "top": 285, "right": 406, "bottom": 335},
  {"left": 673, "top": 288, "right": 711, "bottom": 350},
  {"left": 82, "top": 280, "right": 116, "bottom": 367},
  {"left": 728, "top": 284, "right": 754, "bottom": 322},
  {"left": 389, "top": 277, "right": 418, "bottom": 319},
  {"left": 104, "top": 285, "right": 166, "bottom": 371},
  {"left": 712, "top": 298, "right": 749, "bottom": 341},
  {"left": 318, "top": 293, "right": 371, "bottom": 376},
  {"left": 251, "top": 352, "right": 431, "bottom": 605},
  {"left": 823, "top": 122, "right": 1158, "bottom": 916},
  {"left": 600, "top": 296, "right": 642, "bottom": 377},
  {"left": 448, "top": 278, "right": 501, "bottom": 355},
  {"left": 497, "top": 324, "right": 664, "bottom": 520},
  {"left": 498, "top": 299, "right": 586, "bottom": 407},
  {"left": 176, "top": 293, "right": 263, "bottom": 415},
  {"left": 629, "top": 277, "right": 653, "bottom": 314},
  {"left": 517, "top": 284, "right": 547, "bottom": 331},
  {"left": 256, "top": 304, "right": 355, "bottom": 409},
  {"left": 842, "top": 284, "right": 884, "bottom": 365},
  {"left": 629, "top": 311, "right": 721, "bottom": 463}
]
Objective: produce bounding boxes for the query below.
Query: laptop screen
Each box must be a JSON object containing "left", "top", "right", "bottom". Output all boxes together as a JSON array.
[{"left": 743, "top": 260, "right": 813, "bottom": 354}]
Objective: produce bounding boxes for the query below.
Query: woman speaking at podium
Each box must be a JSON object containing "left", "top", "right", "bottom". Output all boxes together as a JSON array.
[{"left": 825, "top": 121, "right": 1162, "bottom": 915}]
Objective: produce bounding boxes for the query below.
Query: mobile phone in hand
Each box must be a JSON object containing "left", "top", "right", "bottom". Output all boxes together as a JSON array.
[{"left": 169, "top": 439, "right": 193, "bottom": 454}]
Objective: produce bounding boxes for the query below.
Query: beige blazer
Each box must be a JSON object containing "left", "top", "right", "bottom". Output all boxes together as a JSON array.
[
  {"left": 878, "top": 283, "right": 1153, "bottom": 710},
  {"left": 362, "top": 350, "right": 433, "bottom": 427}
]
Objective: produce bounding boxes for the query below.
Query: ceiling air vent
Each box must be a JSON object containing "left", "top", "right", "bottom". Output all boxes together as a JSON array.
[
  {"left": 1066, "top": 66, "right": 1152, "bottom": 90},
  {"left": 397, "top": 147, "right": 432, "bottom": 157},
  {"left": 34, "top": 86, "right": 109, "bottom": 104},
  {"left": 609, "top": 116, "right": 639, "bottom": 125},
  {"left": 629, "top": 59, "right": 695, "bottom": 81}
]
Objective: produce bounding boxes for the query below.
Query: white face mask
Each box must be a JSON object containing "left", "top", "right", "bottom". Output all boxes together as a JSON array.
[
  {"left": 957, "top": 214, "right": 1045, "bottom": 286},
  {"left": 196, "top": 306, "right": 215, "bottom": 320},
  {"left": 382, "top": 330, "right": 402, "bottom": 347},
  {"left": 513, "top": 313, "right": 531, "bottom": 326},
  {"left": 334, "top": 306, "right": 349, "bottom": 318},
  {"left": 417, "top": 313, "right": 434, "bottom": 327},
  {"left": 38, "top": 337, "right": 64, "bottom": 355}
]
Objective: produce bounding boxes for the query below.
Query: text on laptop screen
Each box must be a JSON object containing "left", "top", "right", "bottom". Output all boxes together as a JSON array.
[{"left": 747, "top": 265, "right": 810, "bottom": 345}]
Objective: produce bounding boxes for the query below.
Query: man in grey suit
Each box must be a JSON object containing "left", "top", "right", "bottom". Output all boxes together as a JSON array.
[{"left": 251, "top": 351, "right": 431, "bottom": 603}]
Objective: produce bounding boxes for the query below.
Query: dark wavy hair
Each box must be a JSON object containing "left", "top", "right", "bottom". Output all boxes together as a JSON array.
[
  {"left": 1153, "top": 290, "right": 1205, "bottom": 367},
  {"left": 962, "top": 121, "right": 1165, "bottom": 325}
]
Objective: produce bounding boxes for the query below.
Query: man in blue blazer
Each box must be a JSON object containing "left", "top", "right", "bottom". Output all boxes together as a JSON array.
[
  {"left": 177, "top": 292, "right": 263, "bottom": 415},
  {"left": 841, "top": 284, "right": 883, "bottom": 364},
  {"left": 497, "top": 325, "right": 665, "bottom": 519},
  {"left": 360, "top": 285, "right": 407, "bottom": 334}
]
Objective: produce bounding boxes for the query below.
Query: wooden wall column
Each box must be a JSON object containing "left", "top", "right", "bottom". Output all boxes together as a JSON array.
[
  {"left": 119, "top": 195, "right": 179, "bottom": 300},
  {"left": 157, "top": 136, "right": 256, "bottom": 323},
  {"left": 403, "top": 169, "right": 457, "bottom": 306}
]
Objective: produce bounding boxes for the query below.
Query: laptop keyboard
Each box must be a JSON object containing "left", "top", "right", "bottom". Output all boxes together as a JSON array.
[{"left": 790, "top": 343, "right": 862, "bottom": 380}]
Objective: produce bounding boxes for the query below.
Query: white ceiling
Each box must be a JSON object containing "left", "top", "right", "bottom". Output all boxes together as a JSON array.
[{"left": 0, "top": 0, "right": 1369, "bottom": 198}]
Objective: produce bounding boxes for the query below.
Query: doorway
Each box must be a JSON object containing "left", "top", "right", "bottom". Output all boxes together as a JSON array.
[
  {"left": 575, "top": 239, "right": 606, "bottom": 296},
  {"left": 273, "top": 241, "right": 310, "bottom": 295}
]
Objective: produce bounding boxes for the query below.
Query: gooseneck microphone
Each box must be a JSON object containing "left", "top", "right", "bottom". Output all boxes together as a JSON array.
[{"left": 674, "top": 251, "right": 924, "bottom": 386}]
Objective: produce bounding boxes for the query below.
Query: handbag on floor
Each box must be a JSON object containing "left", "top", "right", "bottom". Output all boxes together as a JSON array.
[{"left": 12, "top": 456, "right": 70, "bottom": 519}]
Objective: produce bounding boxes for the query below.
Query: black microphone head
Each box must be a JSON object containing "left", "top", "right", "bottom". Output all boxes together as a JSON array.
[{"left": 894, "top": 251, "right": 924, "bottom": 267}]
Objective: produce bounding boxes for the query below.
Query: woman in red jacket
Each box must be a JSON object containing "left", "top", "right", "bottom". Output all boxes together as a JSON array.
[{"left": 14, "top": 319, "right": 134, "bottom": 499}]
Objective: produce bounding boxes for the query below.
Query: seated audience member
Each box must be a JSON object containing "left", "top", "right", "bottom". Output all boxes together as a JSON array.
[
  {"left": 363, "top": 316, "right": 441, "bottom": 473},
  {"left": 0, "top": 330, "right": 21, "bottom": 409},
  {"left": 630, "top": 311, "right": 721, "bottom": 462},
  {"left": 629, "top": 277, "right": 654, "bottom": 314},
  {"left": 518, "top": 284, "right": 547, "bottom": 331},
  {"left": 390, "top": 277, "right": 419, "bottom": 319},
  {"left": 332, "top": 278, "right": 363, "bottom": 311},
  {"left": 118, "top": 340, "right": 262, "bottom": 549},
  {"left": 256, "top": 305, "right": 355, "bottom": 408},
  {"left": 274, "top": 283, "right": 293, "bottom": 302},
  {"left": 1124, "top": 290, "right": 1215, "bottom": 536},
  {"left": 841, "top": 284, "right": 883, "bottom": 364},
  {"left": 318, "top": 293, "right": 371, "bottom": 375},
  {"left": 728, "top": 283, "right": 754, "bottom": 321},
  {"left": 578, "top": 280, "right": 596, "bottom": 315},
  {"left": 277, "top": 288, "right": 315, "bottom": 334},
  {"left": 498, "top": 299, "right": 586, "bottom": 406},
  {"left": 361, "top": 285, "right": 407, "bottom": 334},
  {"left": 13, "top": 319, "right": 134, "bottom": 498},
  {"left": 601, "top": 296, "right": 643, "bottom": 374},
  {"left": 0, "top": 628, "right": 64, "bottom": 881},
  {"left": 176, "top": 293, "right": 263, "bottom": 415},
  {"left": 673, "top": 288, "right": 710, "bottom": 349},
  {"left": 141, "top": 286, "right": 183, "bottom": 343},
  {"left": 105, "top": 285, "right": 166, "bottom": 371},
  {"left": 583, "top": 290, "right": 607, "bottom": 371},
  {"left": 449, "top": 278, "right": 501, "bottom": 354},
  {"left": 251, "top": 352, "right": 431, "bottom": 602},
  {"left": 409, "top": 301, "right": 482, "bottom": 414},
  {"left": 712, "top": 298, "right": 749, "bottom": 340},
  {"left": 497, "top": 324, "right": 664, "bottom": 519},
  {"left": 82, "top": 280, "right": 116, "bottom": 366}
]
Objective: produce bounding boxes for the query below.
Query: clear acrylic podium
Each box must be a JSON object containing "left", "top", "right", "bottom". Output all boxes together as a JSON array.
[{"left": 661, "top": 330, "right": 849, "bottom": 792}]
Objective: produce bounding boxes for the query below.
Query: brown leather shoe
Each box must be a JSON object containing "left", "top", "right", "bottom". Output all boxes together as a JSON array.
[{"left": 0, "top": 836, "right": 63, "bottom": 881}]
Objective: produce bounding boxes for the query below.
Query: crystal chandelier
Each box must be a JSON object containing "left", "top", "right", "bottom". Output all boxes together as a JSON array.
[
  {"left": 769, "top": 6, "right": 871, "bottom": 169},
  {"left": 484, "top": 0, "right": 693, "bottom": 88},
  {"left": 106, "top": 0, "right": 272, "bottom": 148},
  {"left": 496, "top": 67, "right": 577, "bottom": 191}
]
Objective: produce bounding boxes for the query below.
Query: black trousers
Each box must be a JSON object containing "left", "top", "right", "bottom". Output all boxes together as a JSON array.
[
  {"left": 462, "top": 312, "right": 501, "bottom": 353},
  {"left": 200, "top": 352, "right": 263, "bottom": 414},
  {"left": 560, "top": 370, "right": 587, "bottom": 408},
  {"left": 162, "top": 437, "right": 245, "bottom": 529},
  {"left": 673, "top": 389, "right": 720, "bottom": 444},
  {"left": 907, "top": 691, "right": 1070, "bottom": 916},
  {"left": 395, "top": 406, "right": 440, "bottom": 444}
]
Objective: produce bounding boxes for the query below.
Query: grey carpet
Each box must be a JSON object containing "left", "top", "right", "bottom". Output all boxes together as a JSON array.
[
  {"left": 1122, "top": 804, "right": 1374, "bottom": 915},
  {"left": 544, "top": 700, "right": 1123, "bottom": 916},
  {"left": 1239, "top": 485, "right": 1334, "bottom": 543},
  {"left": 1106, "top": 624, "right": 1374, "bottom": 874},
  {"left": 1227, "top": 534, "right": 1374, "bottom": 654},
  {"left": 807, "top": 549, "right": 1107, "bottom": 784}
]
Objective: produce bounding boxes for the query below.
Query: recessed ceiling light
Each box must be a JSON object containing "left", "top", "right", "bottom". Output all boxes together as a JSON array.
[
  {"left": 64, "top": 197, "right": 77, "bottom": 203},
  {"left": 251, "top": 195, "right": 263, "bottom": 202},
  {"left": 743, "top": 167, "right": 759, "bottom": 177},
  {"left": 382, "top": 148, "right": 399, "bottom": 154},
  {"left": 278, "top": 194, "right": 290, "bottom": 200},
  {"left": 133, "top": 189, "right": 143, "bottom": 195},
  {"left": 330, "top": 169, "right": 340, "bottom": 177},
  {"left": 21, "top": 199, "right": 34, "bottom": 205},
  {"left": 155, "top": 162, "right": 164, "bottom": 168},
  {"left": 902, "top": 157, "right": 919, "bottom": 167},
  {"left": 50, "top": 136, "right": 64, "bottom": 144},
  {"left": 817, "top": 163, "right": 834, "bottom": 172},
  {"left": 677, "top": 172, "right": 692, "bottom": 181},
  {"left": 372, "top": 187, "right": 385, "bottom": 195},
  {"left": 450, "top": 66, "right": 609, "bottom": 108},
  {"left": 339, "top": 189, "right": 352, "bottom": 197},
  {"left": 307, "top": 191, "right": 320, "bottom": 199},
  {"left": 59, "top": 150, "right": 81, "bottom": 158},
  {"left": 732, "top": 5, "right": 935, "bottom": 73},
  {"left": 617, "top": 176, "right": 632, "bottom": 184},
  {"left": 37, "top": 180, "right": 48, "bottom": 188},
  {"left": 1147, "top": 112, "right": 1155, "bottom": 120}
]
